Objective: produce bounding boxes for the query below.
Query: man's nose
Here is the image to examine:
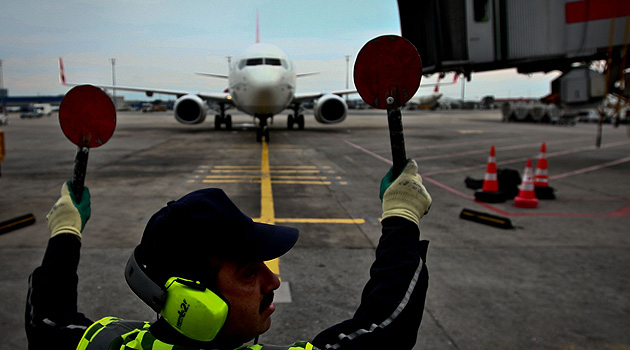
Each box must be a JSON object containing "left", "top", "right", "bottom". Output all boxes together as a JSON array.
[{"left": 262, "top": 263, "right": 281, "bottom": 291}]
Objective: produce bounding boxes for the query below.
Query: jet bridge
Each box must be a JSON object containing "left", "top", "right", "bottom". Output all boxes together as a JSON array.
[{"left": 398, "top": 0, "right": 630, "bottom": 105}]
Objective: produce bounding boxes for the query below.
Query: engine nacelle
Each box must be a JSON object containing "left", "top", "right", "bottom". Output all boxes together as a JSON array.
[
  {"left": 174, "top": 94, "right": 207, "bottom": 125},
  {"left": 314, "top": 94, "right": 347, "bottom": 124}
]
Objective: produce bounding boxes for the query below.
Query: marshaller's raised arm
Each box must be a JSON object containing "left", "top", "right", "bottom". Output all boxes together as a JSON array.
[{"left": 311, "top": 159, "right": 431, "bottom": 350}]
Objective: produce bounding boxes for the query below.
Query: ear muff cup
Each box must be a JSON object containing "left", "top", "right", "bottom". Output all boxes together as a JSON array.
[
  {"left": 125, "top": 247, "right": 229, "bottom": 342},
  {"left": 161, "top": 277, "right": 229, "bottom": 342}
]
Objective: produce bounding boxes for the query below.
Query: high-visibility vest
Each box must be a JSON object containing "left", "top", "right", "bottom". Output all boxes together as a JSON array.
[{"left": 76, "top": 316, "right": 314, "bottom": 350}]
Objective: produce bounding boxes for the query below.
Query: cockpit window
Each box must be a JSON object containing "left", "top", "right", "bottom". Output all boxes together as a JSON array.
[
  {"left": 265, "top": 58, "right": 282, "bottom": 66},
  {"left": 246, "top": 58, "right": 264, "bottom": 66},
  {"left": 242, "top": 57, "right": 286, "bottom": 68}
]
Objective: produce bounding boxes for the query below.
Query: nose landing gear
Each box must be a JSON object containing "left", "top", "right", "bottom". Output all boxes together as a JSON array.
[{"left": 255, "top": 114, "right": 272, "bottom": 142}]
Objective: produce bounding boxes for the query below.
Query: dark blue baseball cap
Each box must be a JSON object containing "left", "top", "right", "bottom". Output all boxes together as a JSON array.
[{"left": 137, "top": 188, "right": 299, "bottom": 283}]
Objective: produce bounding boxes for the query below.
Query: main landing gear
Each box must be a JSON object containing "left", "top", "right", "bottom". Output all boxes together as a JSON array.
[
  {"left": 214, "top": 103, "right": 232, "bottom": 130},
  {"left": 287, "top": 104, "right": 305, "bottom": 130}
]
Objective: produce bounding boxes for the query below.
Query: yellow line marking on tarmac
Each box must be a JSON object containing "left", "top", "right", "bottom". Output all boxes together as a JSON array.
[
  {"left": 272, "top": 170, "right": 321, "bottom": 174},
  {"left": 202, "top": 179, "right": 332, "bottom": 185},
  {"left": 258, "top": 141, "right": 281, "bottom": 277},
  {"left": 205, "top": 175, "right": 328, "bottom": 180},
  {"left": 206, "top": 175, "right": 261, "bottom": 178},
  {"left": 211, "top": 169, "right": 265, "bottom": 173},
  {"left": 214, "top": 165, "right": 317, "bottom": 169},
  {"left": 229, "top": 149, "right": 302, "bottom": 152},
  {"left": 270, "top": 180, "right": 332, "bottom": 185},
  {"left": 275, "top": 218, "right": 366, "bottom": 224},
  {"left": 271, "top": 175, "right": 327, "bottom": 179},
  {"left": 210, "top": 169, "right": 321, "bottom": 174}
]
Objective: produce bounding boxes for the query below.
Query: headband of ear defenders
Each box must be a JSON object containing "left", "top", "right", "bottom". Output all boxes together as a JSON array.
[{"left": 125, "top": 246, "right": 167, "bottom": 313}]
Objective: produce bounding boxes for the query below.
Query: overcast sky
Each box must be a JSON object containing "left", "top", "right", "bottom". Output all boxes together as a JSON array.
[{"left": 0, "top": 0, "right": 559, "bottom": 101}]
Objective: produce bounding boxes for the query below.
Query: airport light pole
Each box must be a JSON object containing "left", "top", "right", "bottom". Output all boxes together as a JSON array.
[
  {"left": 0, "top": 59, "right": 3, "bottom": 89},
  {"left": 110, "top": 58, "right": 117, "bottom": 109},
  {"left": 345, "top": 55, "right": 350, "bottom": 101},
  {"left": 345, "top": 55, "right": 350, "bottom": 89},
  {"left": 0, "top": 59, "right": 6, "bottom": 117}
]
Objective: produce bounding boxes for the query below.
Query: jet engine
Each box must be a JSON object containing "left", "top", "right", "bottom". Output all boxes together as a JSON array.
[
  {"left": 174, "top": 94, "right": 208, "bottom": 125},
  {"left": 314, "top": 94, "right": 347, "bottom": 124}
]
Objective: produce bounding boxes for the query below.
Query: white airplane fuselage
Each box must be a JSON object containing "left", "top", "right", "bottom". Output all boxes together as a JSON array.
[
  {"left": 59, "top": 40, "right": 351, "bottom": 142},
  {"left": 228, "top": 43, "right": 297, "bottom": 116}
]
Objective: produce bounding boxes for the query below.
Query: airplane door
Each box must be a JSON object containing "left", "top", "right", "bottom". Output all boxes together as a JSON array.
[{"left": 466, "top": 0, "right": 495, "bottom": 63}]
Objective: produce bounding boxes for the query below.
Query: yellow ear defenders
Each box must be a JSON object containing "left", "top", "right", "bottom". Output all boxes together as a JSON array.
[{"left": 124, "top": 246, "right": 229, "bottom": 342}]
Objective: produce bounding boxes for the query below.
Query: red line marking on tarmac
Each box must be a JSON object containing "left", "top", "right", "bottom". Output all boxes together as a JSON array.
[
  {"left": 413, "top": 137, "right": 592, "bottom": 162},
  {"left": 423, "top": 140, "right": 630, "bottom": 176},
  {"left": 344, "top": 139, "right": 393, "bottom": 165},
  {"left": 344, "top": 139, "right": 630, "bottom": 218},
  {"left": 608, "top": 205, "right": 630, "bottom": 217},
  {"left": 422, "top": 175, "right": 475, "bottom": 200},
  {"left": 550, "top": 156, "right": 630, "bottom": 180}
]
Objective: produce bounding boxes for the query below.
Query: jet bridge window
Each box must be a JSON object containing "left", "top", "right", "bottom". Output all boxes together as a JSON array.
[{"left": 473, "top": 0, "right": 489, "bottom": 22}]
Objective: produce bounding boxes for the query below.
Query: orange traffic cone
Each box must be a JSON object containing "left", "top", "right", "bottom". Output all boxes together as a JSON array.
[
  {"left": 534, "top": 142, "right": 556, "bottom": 199},
  {"left": 514, "top": 159, "right": 539, "bottom": 208},
  {"left": 534, "top": 142, "right": 549, "bottom": 187},
  {"left": 474, "top": 145, "right": 506, "bottom": 203}
]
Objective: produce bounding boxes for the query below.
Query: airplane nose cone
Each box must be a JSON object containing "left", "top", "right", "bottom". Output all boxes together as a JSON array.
[{"left": 250, "top": 70, "right": 284, "bottom": 88}]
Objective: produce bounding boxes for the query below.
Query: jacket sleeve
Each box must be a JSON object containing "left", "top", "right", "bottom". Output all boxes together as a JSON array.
[
  {"left": 311, "top": 217, "right": 429, "bottom": 350},
  {"left": 25, "top": 234, "right": 93, "bottom": 350}
]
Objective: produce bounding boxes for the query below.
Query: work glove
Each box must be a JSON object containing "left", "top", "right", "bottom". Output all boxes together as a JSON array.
[
  {"left": 381, "top": 159, "right": 432, "bottom": 225},
  {"left": 46, "top": 180, "right": 91, "bottom": 239}
]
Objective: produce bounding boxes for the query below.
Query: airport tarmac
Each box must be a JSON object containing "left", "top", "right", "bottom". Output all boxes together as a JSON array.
[{"left": 1, "top": 108, "right": 629, "bottom": 350}]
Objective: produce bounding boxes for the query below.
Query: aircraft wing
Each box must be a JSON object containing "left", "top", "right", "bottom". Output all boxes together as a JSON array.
[
  {"left": 59, "top": 58, "right": 233, "bottom": 104},
  {"left": 293, "top": 89, "right": 356, "bottom": 103},
  {"left": 64, "top": 82, "right": 232, "bottom": 104}
]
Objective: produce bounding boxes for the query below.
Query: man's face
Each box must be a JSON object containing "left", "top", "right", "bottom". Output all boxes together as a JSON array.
[{"left": 215, "top": 260, "right": 281, "bottom": 343}]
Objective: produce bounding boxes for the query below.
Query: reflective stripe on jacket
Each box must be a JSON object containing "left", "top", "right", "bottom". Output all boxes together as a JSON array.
[{"left": 76, "top": 317, "right": 313, "bottom": 350}]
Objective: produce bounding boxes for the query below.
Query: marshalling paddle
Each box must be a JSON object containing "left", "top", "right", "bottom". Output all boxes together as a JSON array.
[
  {"left": 59, "top": 84, "right": 116, "bottom": 202},
  {"left": 354, "top": 35, "right": 423, "bottom": 177}
]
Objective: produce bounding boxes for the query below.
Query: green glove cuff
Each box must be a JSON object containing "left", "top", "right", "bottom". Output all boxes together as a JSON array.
[
  {"left": 65, "top": 180, "right": 91, "bottom": 230},
  {"left": 379, "top": 159, "right": 411, "bottom": 200}
]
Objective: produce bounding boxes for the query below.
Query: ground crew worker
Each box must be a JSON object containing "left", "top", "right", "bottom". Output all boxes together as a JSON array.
[{"left": 26, "top": 159, "right": 432, "bottom": 350}]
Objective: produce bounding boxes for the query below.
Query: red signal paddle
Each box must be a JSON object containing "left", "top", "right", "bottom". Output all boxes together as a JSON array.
[
  {"left": 59, "top": 85, "right": 116, "bottom": 202},
  {"left": 354, "top": 35, "right": 423, "bottom": 177}
]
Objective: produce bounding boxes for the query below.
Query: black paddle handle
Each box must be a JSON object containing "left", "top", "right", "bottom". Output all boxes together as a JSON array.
[
  {"left": 72, "top": 146, "right": 89, "bottom": 203},
  {"left": 387, "top": 107, "right": 407, "bottom": 178}
]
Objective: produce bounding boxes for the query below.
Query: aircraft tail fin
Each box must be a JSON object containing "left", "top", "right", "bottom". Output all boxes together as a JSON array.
[{"left": 58, "top": 57, "right": 67, "bottom": 85}]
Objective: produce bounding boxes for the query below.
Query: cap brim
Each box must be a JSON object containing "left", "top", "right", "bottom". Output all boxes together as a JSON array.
[{"left": 246, "top": 222, "right": 299, "bottom": 262}]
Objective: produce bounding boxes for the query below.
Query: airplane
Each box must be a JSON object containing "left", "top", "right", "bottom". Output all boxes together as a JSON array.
[
  {"left": 414, "top": 93, "right": 443, "bottom": 109},
  {"left": 59, "top": 25, "right": 354, "bottom": 142}
]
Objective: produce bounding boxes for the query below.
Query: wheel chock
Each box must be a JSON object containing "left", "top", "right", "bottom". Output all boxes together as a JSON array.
[
  {"left": 459, "top": 208, "right": 513, "bottom": 229},
  {"left": 0, "top": 213, "right": 36, "bottom": 236}
]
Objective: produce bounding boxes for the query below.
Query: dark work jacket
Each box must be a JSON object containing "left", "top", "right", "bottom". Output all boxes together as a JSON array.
[{"left": 26, "top": 217, "right": 429, "bottom": 350}]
